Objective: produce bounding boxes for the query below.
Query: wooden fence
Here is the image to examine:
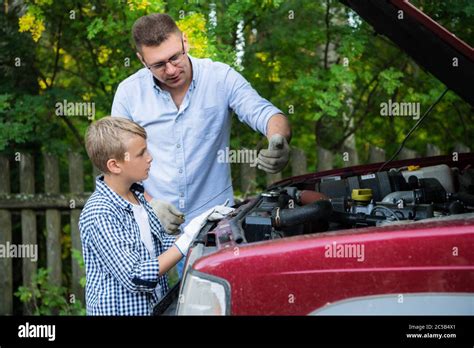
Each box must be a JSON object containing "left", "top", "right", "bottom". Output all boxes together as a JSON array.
[{"left": 0, "top": 152, "right": 91, "bottom": 315}]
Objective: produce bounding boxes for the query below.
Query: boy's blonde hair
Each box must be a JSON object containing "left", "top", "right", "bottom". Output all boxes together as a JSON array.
[{"left": 85, "top": 116, "right": 147, "bottom": 173}]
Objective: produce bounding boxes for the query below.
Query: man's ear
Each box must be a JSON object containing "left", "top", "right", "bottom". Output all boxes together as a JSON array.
[
  {"left": 136, "top": 52, "right": 146, "bottom": 67},
  {"left": 106, "top": 158, "right": 122, "bottom": 175},
  {"left": 182, "top": 32, "right": 189, "bottom": 53}
]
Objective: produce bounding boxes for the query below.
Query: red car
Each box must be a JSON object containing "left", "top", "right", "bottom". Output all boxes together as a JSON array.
[{"left": 156, "top": 0, "right": 474, "bottom": 315}]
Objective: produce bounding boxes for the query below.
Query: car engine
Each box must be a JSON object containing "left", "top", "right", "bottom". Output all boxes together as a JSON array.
[{"left": 239, "top": 164, "right": 474, "bottom": 243}]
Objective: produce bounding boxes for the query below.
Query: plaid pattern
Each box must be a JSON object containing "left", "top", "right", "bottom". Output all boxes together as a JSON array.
[{"left": 79, "top": 176, "right": 176, "bottom": 315}]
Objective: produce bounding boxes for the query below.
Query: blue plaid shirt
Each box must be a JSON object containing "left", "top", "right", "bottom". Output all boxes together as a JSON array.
[{"left": 79, "top": 176, "right": 176, "bottom": 315}]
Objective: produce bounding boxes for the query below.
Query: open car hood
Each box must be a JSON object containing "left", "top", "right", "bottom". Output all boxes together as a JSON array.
[{"left": 341, "top": 0, "right": 474, "bottom": 105}]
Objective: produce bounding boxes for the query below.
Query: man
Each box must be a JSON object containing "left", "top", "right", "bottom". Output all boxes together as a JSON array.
[{"left": 111, "top": 13, "right": 291, "bottom": 251}]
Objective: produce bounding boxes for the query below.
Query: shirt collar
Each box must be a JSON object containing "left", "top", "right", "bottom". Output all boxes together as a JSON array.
[
  {"left": 150, "top": 54, "right": 198, "bottom": 93},
  {"left": 95, "top": 175, "right": 146, "bottom": 211}
]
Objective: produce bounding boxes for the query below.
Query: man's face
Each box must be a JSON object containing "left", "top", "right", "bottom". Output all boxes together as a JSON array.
[
  {"left": 120, "top": 135, "right": 153, "bottom": 183},
  {"left": 138, "top": 33, "right": 191, "bottom": 90}
]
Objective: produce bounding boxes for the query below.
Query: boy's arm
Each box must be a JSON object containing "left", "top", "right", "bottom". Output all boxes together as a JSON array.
[
  {"left": 158, "top": 246, "right": 182, "bottom": 275},
  {"left": 89, "top": 213, "right": 182, "bottom": 293}
]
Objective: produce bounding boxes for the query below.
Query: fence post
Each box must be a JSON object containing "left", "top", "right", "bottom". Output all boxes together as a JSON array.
[
  {"left": 342, "top": 145, "right": 359, "bottom": 167},
  {"left": 454, "top": 143, "right": 471, "bottom": 154},
  {"left": 69, "top": 152, "right": 85, "bottom": 303},
  {"left": 317, "top": 147, "right": 333, "bottom": 171},
  {"left": 44, "top": 153, "right": 62, "bottom": 287},
  {"left": 426, "top": 144, "right": 442, "bottom": 157},
  {"left": 0, "top": 156, "right": 12, "bottom": 315},
  {"left": 92, "top": 166, "right": 101, "bottom": 190},
  {"left": 20, "top": 153, "right": 37, "bottom": 314},
  {"left": 240, "top": 163, "right": 256, "bottom": 198},
  {"left": 291, "top": 148, "right": 307, "bottom": 176},
  {"left": 266, "top": 172, "right": 282, "bottom": 186},
  {"left": 369, "top": 145, "right": 386, "bottom": 163},
  {"left": 399, "top": 147, "right": 420, "bottom": 160}
]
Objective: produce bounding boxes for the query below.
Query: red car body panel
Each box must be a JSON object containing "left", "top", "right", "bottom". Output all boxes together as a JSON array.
[{"left": 193, "top": 215, "right": 473, "bottom": 315}]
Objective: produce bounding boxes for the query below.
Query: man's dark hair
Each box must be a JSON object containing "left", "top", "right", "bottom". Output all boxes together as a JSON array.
[{"left": 132, "top": 13, "right": 181, "bottom": 52}]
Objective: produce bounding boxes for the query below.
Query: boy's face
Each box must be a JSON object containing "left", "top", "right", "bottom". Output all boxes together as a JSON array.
[{"left": 120, "top": 135, "right": 153, "bottom": 182}]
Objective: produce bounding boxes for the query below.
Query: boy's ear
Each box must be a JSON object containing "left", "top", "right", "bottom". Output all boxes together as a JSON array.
[{"left": 106, "top": 158, "right": 122, "bottom": 174}]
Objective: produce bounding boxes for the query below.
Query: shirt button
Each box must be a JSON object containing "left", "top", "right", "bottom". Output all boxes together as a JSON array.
[
  {"left": 179, "top": 168, "right": 183, "bottom": 174},
  {"left": 176, "top": 144, "right": 181, "bottom": 148},
  {"left": 180, "top": 192, "right": 184, "bottom": 197}
]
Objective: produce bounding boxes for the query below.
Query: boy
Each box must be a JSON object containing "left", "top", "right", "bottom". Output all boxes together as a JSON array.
[{"left": 79, "top": 117, "right": 232, "bottom": 315}]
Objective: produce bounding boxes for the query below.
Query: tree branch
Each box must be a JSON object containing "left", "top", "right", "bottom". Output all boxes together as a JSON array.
[
  {"left": 323, "top": 0, "right": 331, "bottom": 70},
  {"left": 50, "top": 17, "right": 63, "bottom": 88},
  {"left": 61, "top": 68, "right": 99, "bottom": 89},
  {"left": 331, "top": 81, "right": 380, "bottom": 150},
  {"left": 57, "top": 114, "right": 84, "bottom": 148},
  {"left": 76, "top": 3, "right": 108, "bottom": 96}
]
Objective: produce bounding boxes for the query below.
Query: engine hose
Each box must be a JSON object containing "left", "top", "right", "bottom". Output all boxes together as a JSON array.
[
  {"left": 382, "top": 191, "right": 417, "bottom": 204},
  {"left": 298, "top": 190, "right": 330, "bottom": 205},
  {"left": 272, "top": 200, "right": 333, "bottom": 228}
]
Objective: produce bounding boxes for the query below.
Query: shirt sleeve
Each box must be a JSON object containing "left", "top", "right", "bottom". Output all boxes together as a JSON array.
[
  {"left": 111, "top": 84, "right": 132, "bottom": 119},
  {"left": 88, "top": 213, "right": 161, "bottom": 293},
  {"left": 223, "top": 66, "right": 283, "bottom": 136}
]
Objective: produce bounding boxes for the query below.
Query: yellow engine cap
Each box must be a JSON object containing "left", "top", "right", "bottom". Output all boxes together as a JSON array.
[
  {"left": 407, "top": 165, "right": 420, "bottom": 171},
  {"left": 352, "top": 189, "right": 373, "bottom": 202}
]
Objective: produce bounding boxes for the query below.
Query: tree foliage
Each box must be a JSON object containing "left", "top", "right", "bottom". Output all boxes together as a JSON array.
[{"left": 1, "top": 0, "right": 473, "bottom": 174}]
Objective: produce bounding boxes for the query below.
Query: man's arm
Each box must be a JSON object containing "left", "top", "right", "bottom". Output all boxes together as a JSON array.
[
  {"left": 111, "top": 84, "right": 132, "bottom": 119},
  {"left": 221, "top": 66, "right": 292, "bottom": 173},
  {"left": 266, "top": 113, "right": 292, "bottom": 143},
  {"left": 258, "top": 114, "right": 292, "bottom": 174}
]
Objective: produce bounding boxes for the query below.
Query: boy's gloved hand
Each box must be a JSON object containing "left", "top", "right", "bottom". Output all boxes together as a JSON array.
[
  {"left": 174, "top": 205, "right": 235, "bottom": 256},
  {"left": 257, "top": 134, "right": 290, "bottom": 174},
  {"left": 208, "top": 205, "right": 234, "bottom": 221},
  {"left": 150, "top": 199, "right": 184, "bottom": 235}
]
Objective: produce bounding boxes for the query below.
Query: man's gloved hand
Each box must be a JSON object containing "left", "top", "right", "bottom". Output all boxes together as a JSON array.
[
  {"left": 150, "top": 199, "right": 184, "bottom": 235},
  {"left": 174, "top": 205, "right": 235, "bottom": 256},
  {"left": 257, "top": 134, "right": 290, "bottom": 174}
]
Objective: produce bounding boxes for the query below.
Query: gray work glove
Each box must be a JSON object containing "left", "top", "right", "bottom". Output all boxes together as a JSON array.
[
  {"left": 257, "top": 134, "right": 290, "bottom": 174},
  {"left": 150, "top": 199, "right": 184, "bottom": 235},
  {"left": 175, "top": 205, "right": 235, "bottom": 256}
]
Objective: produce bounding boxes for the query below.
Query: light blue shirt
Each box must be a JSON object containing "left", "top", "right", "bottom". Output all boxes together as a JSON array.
[{"left": 112, "top": 55, "right": 282, "bottom": 220}]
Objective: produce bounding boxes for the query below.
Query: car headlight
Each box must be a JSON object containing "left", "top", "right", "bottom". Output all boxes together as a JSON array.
[{"left": 177, "top": 270, "right": 231, "bottom": 315}]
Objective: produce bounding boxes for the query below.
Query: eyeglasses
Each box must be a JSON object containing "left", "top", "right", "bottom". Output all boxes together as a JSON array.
[{"left": 145, "top": 38, "right": 186, "bottom": 73}]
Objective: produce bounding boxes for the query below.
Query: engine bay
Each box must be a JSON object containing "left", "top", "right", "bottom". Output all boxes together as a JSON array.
[{"left": 239, "top": 164, "right": 474, "bottom": 243}]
